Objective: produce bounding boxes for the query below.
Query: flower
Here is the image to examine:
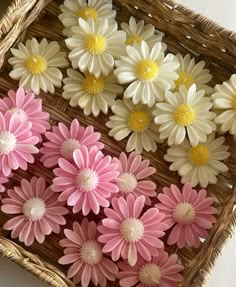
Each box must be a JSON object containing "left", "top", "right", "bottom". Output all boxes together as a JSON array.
[
  {"left": 106, "top": 99, "right": 162, "bottom": 154},
  {"left": 8, "top": 38, "right": 69, "bottom": 95},
  {"left": 0, "top": 172, "right": 9, "bottom": 199},
  {"left": 52, "top": 146, "right": 119, "bottom": 215},
  {"left": 1, "top": 177, "right": 69, "bottom": 246},
  {"left": 164, "top": 133, "right": 230, "bottom": 187},
  {"left": 174, "top": 54, "right": 213, "bottom": 94},
  {"left": 98, "top": 194, "right": 167, "bottom": 266},
  {"left": 117, "top": 249, "right": 183, "bottom": 287},
  {"left": 154, "top": 84, "right": 216, "bottom": 146},
  {"left": 156, "top": 183, "right": 217, "bottom": 248},
  {"left": 40, "top": 119, "right": 103, "bottom": 167},
  {"left": 58, "top": 218, "right": 118, "bottom": 287},
  {"left": 62, "top": 69, "right": 123, "bottom": 116},
  {"left": 0, "top": 112, "right": 39, "bottom": 176},
  {"left": 114, "top": 41, "right": 179, "bottom": 107},
  {"left": 59, "top": 0, "right": 116, "bottom": 36},
  {"left": 0, "top": 87, "right": 50, "bottom": 141},
  {"left": 113, "top": 152, "right": 156, "bottom": 205},
  {"left": 65, "top": 17, "right": 126, "bottom": 77}
]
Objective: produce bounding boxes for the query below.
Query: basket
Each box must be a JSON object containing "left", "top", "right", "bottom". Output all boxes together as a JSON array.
[{"left": 0, "top": 1, "right": 236, "bottom": 287}]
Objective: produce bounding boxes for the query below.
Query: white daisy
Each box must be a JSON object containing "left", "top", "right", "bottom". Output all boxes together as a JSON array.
[
  {"left": 8, "top": 38, "right": 69, "bottom": 95},
  {"left": 59, "top": 0, "right": 116, "bottom": 36},
  {"left": 153, "top": 84, "right": 216, "bottom": 147},
  {"left": 114, "top": 41, "right": 179, "bottom": 107},
  {"left": 62, "top": 69, "right": 123, "bottom": 116},
  {"left": 106, "top": 99, "right": 162, "bottom": 154},
  {"left": 164, "top": 133, "right": 230, "bottom": 188},
  {"left": 175, "top": 54, "right": 213, "bottom": 94},
  {"left": 65, "top": 17, "right": 126, "bottom": 77}
]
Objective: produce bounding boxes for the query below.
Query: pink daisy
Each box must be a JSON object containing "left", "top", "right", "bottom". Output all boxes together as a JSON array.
[
  {"left": 58, "top": 218, "right": 118, "bottom": 287},
  {"left": 113, "top": 152, "right": 156, "bottom": 205},
  {"left": 156, "top": 182, "right": 217, "bottom": 248},
  {"left": 98, "top": 194, "right": 167, "bottom": 266},
  {"left": 52, "top": 145, "right": 119, "bottom": 215},
  {"left": 117, "top": 249, "right": 184, "bottom": 287},
  {"left": 40, "top": 119, "right": 104, "bottom": 167},
  {"left": 0, "top": 87, "right": 50, "bottom": 141},
  {"left": 1, "top": 177, "right": 69, "bottom": 246},
  {"left": 0, "top": 172, "right": 9, "bottom": 199},
  {"left": 0, "top": 111, "right": 39, "bottom": 176}
]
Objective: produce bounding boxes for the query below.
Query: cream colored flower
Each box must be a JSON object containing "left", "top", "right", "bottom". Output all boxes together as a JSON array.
[
  {"left": 63, "top": 69, "right": 123, "bottom": 116},
  {"left": 8, "top": 38, "right": 68, "bottom": 95}
]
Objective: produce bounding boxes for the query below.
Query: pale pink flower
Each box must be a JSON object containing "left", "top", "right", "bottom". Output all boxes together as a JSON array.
[
  {"left": 40, "top": 119, "right": 104, "bottom": 167},
  {"left": 1, "top": 177, "right": 69, "bottom": 246},
  {"left": 58, "top": 218, "right": 118, "bottom": 287},
  {"left": 0, "top": 172, "right": 9, "bottom": 199},
  {"left": 156, "top": 182, "right": 217, "bottom": 248}
]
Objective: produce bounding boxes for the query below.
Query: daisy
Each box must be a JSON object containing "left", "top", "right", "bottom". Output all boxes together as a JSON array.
[
  {"left": 113, "top": 152, "right": 156, "bottom": 205},
  {"left": 164, "top": 133, "right": 230, "bottom": 187},
  {"left": 154, "top": 84, "right": 216, "bottom": 147},
  {"left": 106, "top": 99, "right": 162, "bottom": 154},
  {"left": 0, "top": 112, "right": 39, "bottom": 177},
  {"left": 62, "top": 69, "right": 123, "bottom": 116},
  {"left": 97, "top": 194, "right": 167, "bottom": 266},
  {"left": 52, "top": 145, "right": 119, "bottom": 215},
  {"left": 58, "top": 218, "right": 118, "bottom": 287},
  {"left": 65, "top": 17, "right": 126, "bottom": 77},
  {"left": 0, "top": 172, "right": 9, "bottom": 200},
  {"left": 156, "top": 183, "right": 217, "bottom": 248},
  {"left": 114, "top": 41, "right": 179, "bottom": 107},
  {"left": 1, "top": 177, "right": 69, "bottom": 246},
  {"left": 59, "top": 0, "right": 116, "bottom": 36},
  {"left": 0, "top": 87, "right": 50, "bottom": 141},
  {"left": 8, "top": 38, "right": 69, "bottom": 95},
  {"left": 40, "top": 119, "right": 103, "bottom": 167}
]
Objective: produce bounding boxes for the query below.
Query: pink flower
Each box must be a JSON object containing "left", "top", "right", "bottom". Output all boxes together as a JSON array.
[
  {"left": 52, "top": 146, "right": 119, "bottom": 215},
  {"left": 117, "top": 249, "right": 183, "bottom": 287},
  {"left": 156, "top": 182, "right": 217, "bottom": 248},
  {"left": 0, "top": 87, "right": 50, "bottom": 141},
  {"left": 113, "top": 152, "right": 156, "bottom": 205},
  {"left": 1, "top": 177, "right": 69, "bottom": 246},
  {"left": 58, "top": 218, "right": 118, "bottom": 287},
  {"left": 0, "top": 112, "right": 39, "bottom": 176},
  {"left": 98, "top": 194, "right": 167, "bottom": 266},
  {"left": 40, "top": 119, "right": 104, "bottom": 167},
  {"left": 0, "top": 172, "right": 9, "bottom": 199}
]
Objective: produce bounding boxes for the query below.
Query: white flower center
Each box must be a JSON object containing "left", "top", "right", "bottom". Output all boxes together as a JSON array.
[
  {"left": 77, "top": 168, "right": 98, "bottom": 192},
  {"left": 9, "top": 108, "right": 27, "bottom": 122},
  {"left": 116, "top": 173, "right": 137, "bottom": 193},
  {"left": 174, "top": 202, "right": 196, "bottom": 224},
  {"left": 80, "top": 240, "right": 102, "bottom": 265},
  {"left": 23, "top": 198, "right": 46, "bottom": 221},
  {"left": 120, "top": 218, "right": 144, "bottom": 242},
  {"left": 139, "top": 263, "right": 161, "bottom": 286},
  {"left": 0, "top": 131, "right": 17, "bottom": 154},
  {"left": 60, "top": 138, "right": 80, "bottom": 160}
]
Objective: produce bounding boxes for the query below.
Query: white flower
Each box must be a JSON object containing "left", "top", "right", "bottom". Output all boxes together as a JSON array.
[
  {"left": 153, "top": 84, "right": 216, "bottom": 146},
  {"left": 59, "top": 0, "right": 116, "bottom": 36},
  {"left": 8, "top": 38, "right": 69, "bottom": 95},
  {"left": 106, "top": 99, "right": 162, "bottom": 154},
  {"left": 62, "top": 69, "right": 123, "bottom": 116},
  {"left": 114, "top": 41, "right": 179, "bottom": 107},
  {"left": 65, "top": 17, "right": 126, "bottom": 77},
  {"left": 164, "top": 133, "right": 230, "bottom": 187},
  {"left": 175, "top": 54, "right": 213, "bottom": 94}
]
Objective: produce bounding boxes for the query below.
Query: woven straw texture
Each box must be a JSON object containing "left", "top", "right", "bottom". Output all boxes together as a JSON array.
[{"left": 0, "top": 0, "right": 236, "bottom": 286}]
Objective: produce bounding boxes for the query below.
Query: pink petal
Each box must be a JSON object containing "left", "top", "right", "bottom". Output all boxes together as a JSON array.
[{"left": 128, "top": 243, "right": 137, "bottom": 266}]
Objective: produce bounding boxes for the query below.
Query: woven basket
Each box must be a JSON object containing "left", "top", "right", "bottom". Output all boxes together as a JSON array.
[{"left": 0, "top": 1, "right": 236, "bottom": 287}]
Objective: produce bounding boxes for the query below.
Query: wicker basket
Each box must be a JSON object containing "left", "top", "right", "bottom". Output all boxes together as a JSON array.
[{"left": 0, "top": 1, "right": 236, "bottom": 287}]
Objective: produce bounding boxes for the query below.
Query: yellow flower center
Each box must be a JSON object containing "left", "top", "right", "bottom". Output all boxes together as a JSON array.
[
  {"left": 232, "top": 96, "right": 236, "bottom": 110},
  {"left": 136, "top": 59, "right": 158, "bottom": 81},
  {"left": 82, "top": 74, "right": 105, "bottom": 95},
  {"left": 188, "top": 144, "right": 210, "bottom": 166},
  {"left": 128, "top": 111, "right": 149, "bottom": 132},
  {"left": 175, "top": 72, "right": 194, "bottom": 90},
  {"left": 126, "top": 34, "right": 142, "bottom": 45},
  {"left": 174, "top": 104, "right": 196, "bottom": 126},
  {"left": 26, "top": 54, "right": 47, "bottom": 74},
  {"left": 84, "top": 34, "right": 106, "bottom": 55},
  {"left": 77, "top": 7, "right": 97, "bottom": 20}
]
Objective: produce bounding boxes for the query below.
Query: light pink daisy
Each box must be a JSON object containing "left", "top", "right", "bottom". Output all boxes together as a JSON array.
[
  {"left": 40, "top": 119, "right": 104, "bottom": 167},
  {"left": 117, "top": 249, "right": 184, "bottom": 287},
  {"left": 98, "top": 194, "right": 167, "bottom": 266},
  {"left": 156, "top": 182, "right": 217, "bottom": 248},
  {"left": 52, "top": 146, "right": 119, "bottom": 215},
  {"left": 1, "top": 177, "right": 69, "bottom": 246},
  {"left": 0, "top": 87, "right": 50, "bottom": 141},
  {"left": 0, "top": 112, "right": 39, "bottom": 176},
  {"left": 113, "top": 152, "right": 156, "bottom": 205},
  {"left": 58, "top": 218, "right": 118, "bottom": 287},
  {"left": 0, "top": 172, "right": 9, "bottom": 199}
]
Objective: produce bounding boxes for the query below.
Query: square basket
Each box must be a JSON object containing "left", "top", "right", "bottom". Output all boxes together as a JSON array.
[{"left": 0, "top": 1, "right": 236, "bottom": 287}]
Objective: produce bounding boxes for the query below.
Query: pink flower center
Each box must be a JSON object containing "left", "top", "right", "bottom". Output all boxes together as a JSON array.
[
  {"left": 139, "top": 263, "right": 161, "bottom": 286},
  {"left": 0, "top": 131, "right": 17, "bottom": 154},
  {"left": 120, "top": 218, "right": 144, "bottom": 242},
  {"left": 80, "top": 240, "right": 102, "bottom": 265},
  {"left": 174, "top": 202, "right": 196, "bottom": 224},
  {"left": 60, "top": 138, "right": 80, "bottom": 160},
  {"left": 76, "top": 168, "right": 98, "bottom": 192},
  {"left": 116, "top": 173, "right": 137, "bottom": 193},
  {"left": 9, "top": 108, "right": 27, "bottom": 122},
  {"left": 23, "top": 198, "right": 46, "bottom": 221}
]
